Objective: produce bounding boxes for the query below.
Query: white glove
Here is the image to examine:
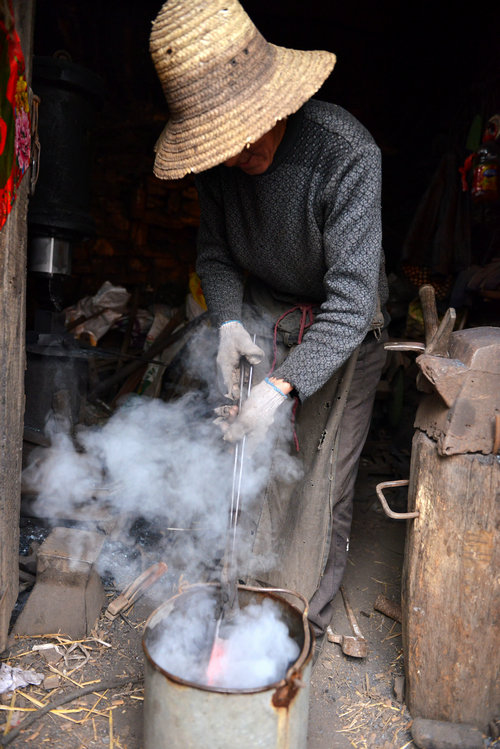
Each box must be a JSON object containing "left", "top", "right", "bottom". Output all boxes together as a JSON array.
[
  {"left": 217, "top": 321, "right": 264, "bottom": 400},
  {"left": 221, "top": 378, "right": 288, "bottom": 443}
]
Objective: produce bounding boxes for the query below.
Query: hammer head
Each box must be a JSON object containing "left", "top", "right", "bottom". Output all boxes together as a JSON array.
[
  {"left": 327, "top": 627, "right": 368, "bottom": 658},
  {"left": 341, "top": 634, "right": 367, "bottom": 658}
]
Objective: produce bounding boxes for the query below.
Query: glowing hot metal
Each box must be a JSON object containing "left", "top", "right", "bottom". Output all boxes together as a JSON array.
[{"left": 207, "top": 349, "right": 255, "bottom": 685}]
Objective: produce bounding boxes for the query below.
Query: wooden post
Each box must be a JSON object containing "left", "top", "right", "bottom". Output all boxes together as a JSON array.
[
  {"left": 0, "top": 0, "right": 35, "bottom": 651},
  {"left": 402, "top": 429, "right": 500, "bottom": 731}
]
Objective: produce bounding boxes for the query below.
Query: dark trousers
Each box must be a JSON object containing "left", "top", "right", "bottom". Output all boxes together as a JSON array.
[
  {"left": 307, "top": 330, "right": 387, "bottom": 634},
  {"left": 246, "top": 327, "right": 387, "bottom": 636}
]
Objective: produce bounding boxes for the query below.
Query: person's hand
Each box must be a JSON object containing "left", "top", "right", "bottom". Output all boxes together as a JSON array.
[
  {"left": 217, "top": 321, "right": 264, "bottom": 400},
  {"left": 218, "top": 378, "right": 288, "bottom": 444}
]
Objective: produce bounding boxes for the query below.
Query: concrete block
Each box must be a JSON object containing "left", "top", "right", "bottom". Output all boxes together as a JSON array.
[
  {"left": 411, "top": 717, "right": 484, "bottom": 749},
  {"left": 13, "top": 527, "right": 106, "bottom": 639}
]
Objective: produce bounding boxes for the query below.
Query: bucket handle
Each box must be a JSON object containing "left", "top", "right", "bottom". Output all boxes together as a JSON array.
[{"left": 375, "top": 479, "right": 420, "bottom": 519}]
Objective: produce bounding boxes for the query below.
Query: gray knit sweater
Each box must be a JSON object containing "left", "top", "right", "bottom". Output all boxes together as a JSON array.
[{"left": 195, "top": 99, "right": 388, "bottom": 400}]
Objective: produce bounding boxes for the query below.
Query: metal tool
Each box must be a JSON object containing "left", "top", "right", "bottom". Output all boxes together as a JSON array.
[
  {"left": 218, "top": 354, "right": 254, "bottom": 615},
  {"left": 206, "top": 353, "right": 255, "bottom": 683},
  {"left": 105, "top": 562, "right": 168, "bottom": 621},
  {"left": 326, "top": 585, "right": 368, "bottom": 658},
  {"left": 376, "top": 478, "right": 419, "bottom": 520},
  {"left": 374, "top": 593, "right": 402, "bottom": 623}
]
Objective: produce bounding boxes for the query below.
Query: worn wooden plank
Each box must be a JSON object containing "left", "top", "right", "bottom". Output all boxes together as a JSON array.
[
  {"left": 0, "top": 183, "right": 28, "bottom": 652},
  {"left": 402, "top": 429, "right": 500, "bottom": 731},
  {"left": 0, "top": 0, "right": 35, "bottom": 652}
]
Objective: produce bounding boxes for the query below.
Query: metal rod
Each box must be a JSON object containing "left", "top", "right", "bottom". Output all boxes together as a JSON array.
[
  {"left": 206, "top": 355, "right": 256, "bottom": 682},
  {"left": 230, "top": 359, "right": 254, "bottom": 557},
  {"left": 217, "top": 342, "right": 255, "bottom": 619},
  {"left": 375, "top": 479, "right": 419, "bottom": 519},
  {"left": 228, "top": 366, "right": 245, "bottom": 538}
]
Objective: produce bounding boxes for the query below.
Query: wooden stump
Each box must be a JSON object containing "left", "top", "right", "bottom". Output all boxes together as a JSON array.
[{"left": 402, "top": 429, "right": 500, "bottom": 731}]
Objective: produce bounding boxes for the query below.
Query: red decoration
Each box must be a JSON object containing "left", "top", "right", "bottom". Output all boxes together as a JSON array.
[{"left": 0, "top": 1, "right": 30, "bottom": 231}]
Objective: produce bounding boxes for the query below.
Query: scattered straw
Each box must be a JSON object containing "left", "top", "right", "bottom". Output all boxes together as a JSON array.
[
  {"left": 382, "top": 630, "right": 402, "bottom": 642},
  {"left": 81, "top": 690, "right": 109, "bottom": 724},
  {"left": 2, "top": 693, "right": 16, "bottom": 736},
  {"left": 1, "top": 651, "right": 37, "bottom": 661},
  {"left": 47, "top": 664, "right": 84, "bottom": 689},
  {"left": 336, "top": 690, "right": 412, "bottom": 747},
  {"left": 24, "top": 727, "right": 41, "bottom": 742},
  {"left": 108, "top": 707, "right": 113, "bottom": 748},
  {"left": 0, "top": 675, "right": 142, "bottom": 747}
]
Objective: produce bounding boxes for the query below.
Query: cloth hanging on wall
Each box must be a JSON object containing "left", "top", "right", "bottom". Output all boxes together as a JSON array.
[
  {"left": 0, "top": 0, "right": 30, "bottom": 231},
  {"left": 401, "top": 152, "right": 471, "bottom": 279}
]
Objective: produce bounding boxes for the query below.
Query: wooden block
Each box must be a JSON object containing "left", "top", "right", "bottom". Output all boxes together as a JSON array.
[
  {"left": 13, "top": 527, "right": 106, "bottom": 639},
  {"left": 402, "top": 431, "right": 500, "bottom": 730}
]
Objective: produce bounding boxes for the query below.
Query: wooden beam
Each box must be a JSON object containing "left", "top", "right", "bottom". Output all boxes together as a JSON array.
[{"left": 0, "top": 0, "right": 35, "bottom": 652}]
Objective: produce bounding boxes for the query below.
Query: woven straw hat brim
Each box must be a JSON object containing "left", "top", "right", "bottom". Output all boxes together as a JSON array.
[{"left": 153, "top": 45, "right": 336, "bottom": 180}]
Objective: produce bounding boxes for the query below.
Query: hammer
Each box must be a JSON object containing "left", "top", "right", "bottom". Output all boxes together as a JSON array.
[{"left": 326, "top": 585, "right": 368, "bottom": 658}]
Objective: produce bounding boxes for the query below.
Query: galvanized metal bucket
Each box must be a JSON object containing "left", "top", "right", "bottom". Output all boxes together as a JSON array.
[{"left": 142, "top": 583, "right": 314, "bottom": 749}]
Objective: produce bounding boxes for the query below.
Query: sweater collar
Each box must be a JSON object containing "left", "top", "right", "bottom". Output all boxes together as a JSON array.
[{"left": 258, "top": 105, "right": 305, "bottom": 175}]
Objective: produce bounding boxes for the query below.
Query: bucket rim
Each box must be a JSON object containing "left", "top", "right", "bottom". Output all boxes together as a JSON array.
[{"left": 142, "top": 582, "right": 314, "bottom": 694}]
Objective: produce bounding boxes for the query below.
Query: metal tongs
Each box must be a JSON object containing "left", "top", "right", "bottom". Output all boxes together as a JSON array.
[{"left": 206, "top": 352, "right": 255, "bottom": 683}]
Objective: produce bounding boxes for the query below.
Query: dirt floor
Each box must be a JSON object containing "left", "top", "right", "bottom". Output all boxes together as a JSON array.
[
  {"left": 309, "top": 483, "right": 412, "bottom": 749},
  {"left": 1, "top": 450, "right": 412, "bottom": 749},
  {"left": 1, "top": 421, "right": 497, "bottom": 748}
]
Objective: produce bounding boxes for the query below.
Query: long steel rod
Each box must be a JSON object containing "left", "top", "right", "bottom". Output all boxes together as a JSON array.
[
  {"left": 229, "top": 358, "right": 254, "bottom": 560},
  {"left": 228, "top": 363, "right": 246, "bottom": 541},
  {"left": 220, "top": 353, "right": 254, "bottom": 615},
  {"left": 207, "top": 350, "right": 255, "bottom": 683}
]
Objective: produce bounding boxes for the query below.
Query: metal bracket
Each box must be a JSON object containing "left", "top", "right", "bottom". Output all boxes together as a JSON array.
[{"left": 375, "top": 479, "right": 419, "bottom": 520}]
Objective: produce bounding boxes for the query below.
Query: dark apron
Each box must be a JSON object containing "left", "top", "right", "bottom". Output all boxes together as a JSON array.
[{"left": 239, "top": 279, "right": 359, "bottom": 601}]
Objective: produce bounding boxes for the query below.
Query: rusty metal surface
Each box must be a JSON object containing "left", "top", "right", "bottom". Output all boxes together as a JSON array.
[
  {"left": 385, "top": 289, "right": 500, "bottom": 456},
  {"left": 142, "top": 584, "right": 313, "bottom": 749},
  {"left": 448, "top": 326, "right": 500, "bottom": 372},
  {"left": 415, "top": 355, "right": 468, "bottom": 408},
  {"left": 326, "top": 586, "right": 368, "bottom": 658},
  {"left": 414, "top": 327, "right": 500, "bottom": 455}
]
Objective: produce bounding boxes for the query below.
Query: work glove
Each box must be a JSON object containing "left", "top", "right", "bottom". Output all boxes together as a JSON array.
[
  {"left": 217, "top": 321, "right": 264, "bottom": 400},
  {"left": 218, "top": 378, "right": 288, "bottom": 444}
]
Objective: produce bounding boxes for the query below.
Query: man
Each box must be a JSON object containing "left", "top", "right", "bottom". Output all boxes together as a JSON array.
[{"left": 150, "top": 0, "right": 389, "bottom": 638}]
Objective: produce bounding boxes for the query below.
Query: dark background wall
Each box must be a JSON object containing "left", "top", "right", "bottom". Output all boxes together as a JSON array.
[{"left": 29, "top": 0, "right": 500, "bottom": 303}]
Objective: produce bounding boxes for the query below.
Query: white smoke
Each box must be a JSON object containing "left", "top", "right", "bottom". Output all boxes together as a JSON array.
[
  {"left": 209, "top": 598, "right": 301, "bottom": 689},
  {"left": 22, "top": 376, "right": 301, "bottom": 590},
  {"left": 146, "top": 592, "right": 301, "bottom": 689},
  {"left": 22, "top": 325, "right": 306, "bottom": 688}
]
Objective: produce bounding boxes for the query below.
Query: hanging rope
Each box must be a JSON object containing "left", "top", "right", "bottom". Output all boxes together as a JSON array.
[{"left": 267, "top": 303, "right": 315, "bottom": 451}]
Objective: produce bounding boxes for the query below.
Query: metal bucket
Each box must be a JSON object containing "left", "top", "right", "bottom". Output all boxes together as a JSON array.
[{"left": 142, "top": 583, "right": 314, "bottom": 749}]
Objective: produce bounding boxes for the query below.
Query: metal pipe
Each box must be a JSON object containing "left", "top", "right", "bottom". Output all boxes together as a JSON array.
[{"left": 375, "top": 479, "right": 420, "bottom": 519}]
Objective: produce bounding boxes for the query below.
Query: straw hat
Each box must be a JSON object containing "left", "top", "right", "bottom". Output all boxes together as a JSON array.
[{"left": 150, "top": 0, "right": 336, "bottom": 179}]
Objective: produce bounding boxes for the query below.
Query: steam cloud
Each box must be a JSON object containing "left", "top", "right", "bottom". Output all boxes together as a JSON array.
[
  {"left": 22, "top": 325, "right": 305, "bottom": 687},
  {"left": 146, "top": 593, "right": 300, "bottom": 689}
]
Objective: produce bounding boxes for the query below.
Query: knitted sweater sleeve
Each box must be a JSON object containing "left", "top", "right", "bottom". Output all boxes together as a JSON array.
[
  {"left": 273, "top": 142, "right": 383, "bottom": 400},
  {"left": 194, "top": 173, "right": 245, "bottom": 325}
]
